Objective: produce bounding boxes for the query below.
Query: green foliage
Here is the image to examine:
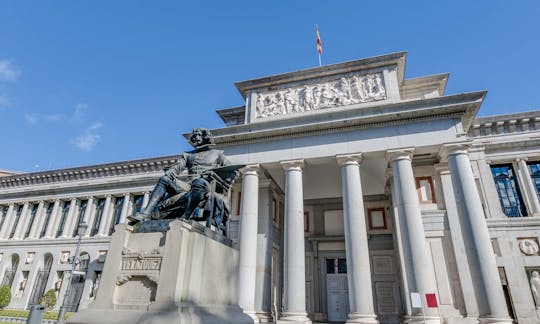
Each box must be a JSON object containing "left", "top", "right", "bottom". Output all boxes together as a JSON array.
[
  {"left": 38, "top": 289, "right": 57, "bottom": 310},
  {"left": 0, "top": 309, "right": 28, "bottom": 318},
  {"left": 0, "top": 309, "right": 71, "bottom": 320},
  {"left": 0, "top": 286, "right": 10, "bottom": 310}
]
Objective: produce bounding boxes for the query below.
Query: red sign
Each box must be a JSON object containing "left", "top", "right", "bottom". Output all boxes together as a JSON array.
[{"left": 425, "top": 293, "right": 438, "bottom": 308}]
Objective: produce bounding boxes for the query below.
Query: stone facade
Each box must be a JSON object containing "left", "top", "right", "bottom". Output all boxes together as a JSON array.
[{"left": 1, "top": 52, "right": 540, "bottom": 323}]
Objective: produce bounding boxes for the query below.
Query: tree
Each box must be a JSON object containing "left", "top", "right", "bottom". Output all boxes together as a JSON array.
[
  {"left": 38, "top": 289, "right": 57, "bottom": 311},
  {"left": 0, "top": 285, "right": 11, "bottom": 309}
]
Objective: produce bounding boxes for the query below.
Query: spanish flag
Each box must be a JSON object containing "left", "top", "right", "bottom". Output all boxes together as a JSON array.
[{"left": 316, "top": 25, "right": 323, "bottom": 55}]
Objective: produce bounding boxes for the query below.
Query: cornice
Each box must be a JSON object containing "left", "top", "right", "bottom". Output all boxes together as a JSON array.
[
  {"left": 207, "top": 91, "right": 484, "bottom": 147},
  {"left": 0, "top": 155, "right": 178, "bottom": 189}
]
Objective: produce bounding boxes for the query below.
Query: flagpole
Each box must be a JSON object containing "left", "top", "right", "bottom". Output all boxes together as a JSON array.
[{"left": 318, "top": 53, "right": 322, "bottom": 67}]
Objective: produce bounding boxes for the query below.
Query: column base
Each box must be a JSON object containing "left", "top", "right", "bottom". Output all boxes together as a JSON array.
[
  {"left": 477, "top": 317, "right": 514, "bottom": 324},
  {"left": 244, "top": 311, "right": 273, "bottom": 323},
  {"left": 277, "top": 311, "right": 311, "bottom": 323},
  {"left": 402, "top": 315, "right": 441, "bottom": 324},
  {"left": 347, "top": 312, "right": 378, "bottom": 323}
]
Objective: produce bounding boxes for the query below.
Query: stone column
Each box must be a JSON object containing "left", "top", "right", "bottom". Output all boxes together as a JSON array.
[
  {"left": 13, "top": 202, "right": 30, "bottom": 239},
  {"left": 119, "top": 193, "right": 131, "bottom": 224},
  {"left": 0, "top": 204, "right": 15, "bottom": 239},
  {"left": 97, "top": 195, "right": 113, "bottom": 236},
  {"left": 441, "top": 143, "right": 512, "bottom": 323},
  {"left": 515, "top": 158, "right": 540, "bottom": 216},
  {"left": 29, "top": 201, "right": 45, "bottom": 239},
  {"left": 386, "top": 148, "right": 440, "bottom": 323},
  {"left": 337, "top": 153, "right": 378, "bottom": 324},
  {"left": 45, "top": 200, "right": 62, "bottom": 238},
  {"left": 279, "top": 160, "right": 310, "bottom": 323},
  {"left": 237, "top": 164, "right": 260, "bottom": 319},
  {"left": 435, "top": 164, "right": 479, "bottom": 318}
]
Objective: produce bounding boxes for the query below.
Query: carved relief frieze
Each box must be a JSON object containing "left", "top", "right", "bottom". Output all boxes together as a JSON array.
[{"left": 254, "top": 72, "right": 386, "bottom": 119}]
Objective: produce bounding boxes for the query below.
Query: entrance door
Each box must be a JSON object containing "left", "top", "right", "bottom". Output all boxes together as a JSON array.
[
  {"left": 326, "top": 258, "right": 349, "bottom": 322},
  {"left": 371, "top": 254, "right": 401, "bottom": 324}
]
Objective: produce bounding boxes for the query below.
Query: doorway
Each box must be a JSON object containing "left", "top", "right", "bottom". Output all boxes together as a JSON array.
[{"left": 326, "top": 258, "right": 349, "bottom": 322}]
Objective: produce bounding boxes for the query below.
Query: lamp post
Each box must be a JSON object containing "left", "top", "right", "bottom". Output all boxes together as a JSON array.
[{"left": 57, "top": 221, "right": 88, "bottom": 324}]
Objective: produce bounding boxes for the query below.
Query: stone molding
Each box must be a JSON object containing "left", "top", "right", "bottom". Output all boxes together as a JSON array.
[{"left": 0, "top": 156, "right": 179, "bottom": 189}]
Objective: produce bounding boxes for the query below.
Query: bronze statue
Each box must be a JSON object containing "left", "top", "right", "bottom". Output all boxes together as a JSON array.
[{"left": 127, "top": 128, "right": 242, "bottom": 234}]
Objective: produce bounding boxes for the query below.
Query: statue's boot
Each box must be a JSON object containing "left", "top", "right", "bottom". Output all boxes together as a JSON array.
[{"left": 127, "top": 185, "right": 166, "bottom": 223}]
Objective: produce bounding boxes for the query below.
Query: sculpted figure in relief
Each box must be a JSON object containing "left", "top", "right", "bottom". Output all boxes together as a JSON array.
[
  {"left": 531, "top": 270, "right": 540, "bottom": 309},
  {"left": 254, "top": 72, "right": 386, "bottom": 119}
]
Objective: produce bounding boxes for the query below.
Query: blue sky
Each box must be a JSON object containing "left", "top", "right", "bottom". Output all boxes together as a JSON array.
[{"left": 1, "top": 1, "right": 539, "bottom": 172}]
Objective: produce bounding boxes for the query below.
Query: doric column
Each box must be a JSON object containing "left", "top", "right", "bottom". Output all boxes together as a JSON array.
[
  {"left": 337, "top": 153, "right": 378, "bottom": 324},
  {"left": 237, "top": 164, "right": 260, "bottom": 319},
  {"left": 386, "top": 148, "right": 440, "bottom": 323},
  {"left": 97, "top": 195, "right": 113, "bottom": 236},
  {"left": 441, "top": 143, "right": 512, "bottom": 323},
  {"left": 119, "top": 193, "right": 131, "bottom": 224},
  {"left": 435, "top": 164, "right": 479, "bottom": 318},
  {"left": 0, "top": 204, "right": 15, "bottom": 239},
  {"left": 61, "top": 199, "right": 78, "bottom": 238},
  {"left": 44, "top": 200, "right": 62, "bottom": 238},
  {"left": 279, "top": 159, "right": 310, "bottom": 323},
  {"left": 515, "top": 158, "right": 540, "bottom": 216},
  {"left": 13, "top": 202, "right": 30, "bottom": 239},
  {"left": 28, "top": 201, "right": 45, "bottom": 239}
]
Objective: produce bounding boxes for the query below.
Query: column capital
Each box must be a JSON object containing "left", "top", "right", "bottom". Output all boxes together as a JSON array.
[
  {"left": 438, "top": 142, "right": 472, "bottom": 162},
  {"left": 240, "top": 164, "right": 260, "bottom": 176},
  {"left": 515, "top": 156, "right": 529, "bottom": 163},
  {"left": 280, "top": 159, "right": 304, "bottom": 171},
  {"left": 434, "top": 163, "right": 450, "bottom": 174},
  {"left": 386, "top": 148, "right": 414, "bottom": 162},
  {"left": 336, "top": 153, "right": 362, "bottom": 166}
]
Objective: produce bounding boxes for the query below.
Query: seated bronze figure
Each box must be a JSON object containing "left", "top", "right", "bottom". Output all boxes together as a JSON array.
[{"left": 127, "top": 128, "right": 242, "bottom": 234}]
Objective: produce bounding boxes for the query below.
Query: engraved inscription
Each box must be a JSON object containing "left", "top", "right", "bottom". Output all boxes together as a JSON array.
[
  {"left": 255, "top": 72, "right": 386, "bottom": 119},
  {"left": 121, "top": 257, "right": 162, "bottom": 271}
]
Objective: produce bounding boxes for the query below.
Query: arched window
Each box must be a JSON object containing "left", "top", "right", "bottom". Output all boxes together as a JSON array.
[
  {"left": 1, "top": 254, "right": 19, "bottom": 288},
  {"left": 28, "top": 253, "right": 53, "bottom": 308}
]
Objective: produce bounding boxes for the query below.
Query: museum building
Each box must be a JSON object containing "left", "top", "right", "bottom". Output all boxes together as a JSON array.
[{"left": 1, "top": 52, "right": 540, "bottom": 323}]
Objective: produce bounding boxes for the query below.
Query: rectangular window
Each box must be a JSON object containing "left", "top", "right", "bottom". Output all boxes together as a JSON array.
[
  {"left": 415, "top": 176, "right": 436, "bottom": 203},
  {"left": 368, "top": 208, "right": 387, "bottom": 230},
  {"left": 528, "top": 162, "right": 540, "bottom": 201},
  {"left": 0, "top": 206, "right": 7, "bottom": 233},
  {"left": 491, "top": 164, "right": 527, "bottom": 217},
  {"left": 24, "top": 204, "right": 39, "bottom": 238},
  {"left": 132, "top": 195, "right": 144, "bottom": 214},
  {"left": 40, "top": 202, "right": 54, "bottom": 238},
  {"left": 56, "top": 201, "right": 71, "bottom": 237},
  {"left": 109, "top": 196, "right": 124, "bottom": 235},
  {"left": 9, "top": 205, "right": 23, "bottom": 239},
  {"left": 72, "top": 200, "right": 88, "bottom": 237},
  {"left": 91, "top": 198, "right": 106, "bottom": 236}
]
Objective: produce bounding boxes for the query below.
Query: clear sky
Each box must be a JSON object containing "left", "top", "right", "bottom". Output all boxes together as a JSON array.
[{"left": 1, "top": 1, "right": 539, "bottom": 172}]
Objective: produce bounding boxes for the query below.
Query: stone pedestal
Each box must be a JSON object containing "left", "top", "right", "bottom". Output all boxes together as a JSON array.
[{"left": 68, "top": 219, "right": 253, "bottom": 324}]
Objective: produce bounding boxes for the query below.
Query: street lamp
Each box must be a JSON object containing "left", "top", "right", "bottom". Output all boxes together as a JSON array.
[{"left": 57, "top": 221, "right": 88, "bottom": 324}]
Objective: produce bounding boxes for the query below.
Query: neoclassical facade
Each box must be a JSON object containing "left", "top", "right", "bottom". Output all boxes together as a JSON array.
[{"left": 1, "top": 52, "right": 540, "bottom": 323}]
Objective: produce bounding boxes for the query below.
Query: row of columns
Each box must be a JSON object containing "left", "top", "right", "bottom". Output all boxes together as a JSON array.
[
  {"left": 0, "top": 192, "right": 147, "bottom": 241},
  {"left": 237, "top": 143, "right": 513, "bottom": 324}
]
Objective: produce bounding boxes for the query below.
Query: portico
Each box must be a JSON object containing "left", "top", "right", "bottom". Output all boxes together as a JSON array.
[{"left": 217, "top": 52, "right": 512, "bottom": 323}]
